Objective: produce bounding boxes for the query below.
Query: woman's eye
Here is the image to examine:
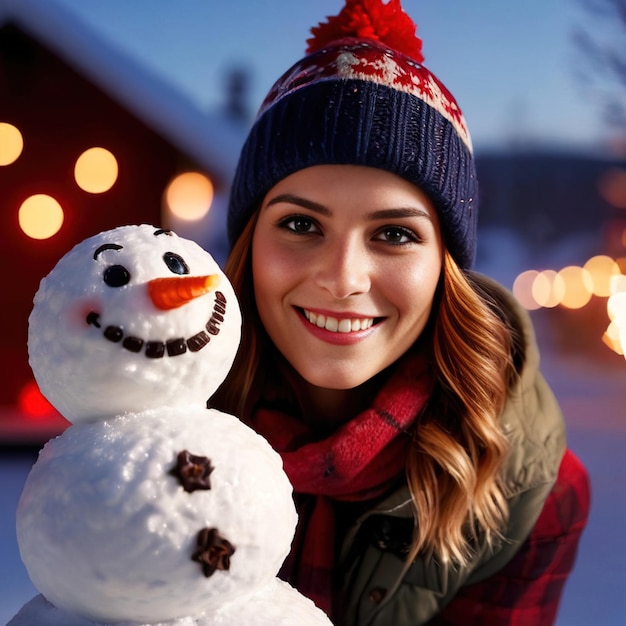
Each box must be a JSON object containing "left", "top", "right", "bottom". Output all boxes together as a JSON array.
[
  {"left": 279, "top": 216, "right": 319, "bottom": 234},
  {"left": 375, "top": 227, "right": 418, "bottom": 245}
]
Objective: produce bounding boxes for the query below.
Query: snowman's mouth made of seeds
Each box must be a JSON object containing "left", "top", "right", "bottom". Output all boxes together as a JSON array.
[{"left": 86, "top": 291, "right": 227, "bottom": 358}]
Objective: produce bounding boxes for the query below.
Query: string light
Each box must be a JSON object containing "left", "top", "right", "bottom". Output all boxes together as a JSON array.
[
  {"left": 164, "top": 172, "right": 214, "bottom": 221},
  {"left": 74, "top": 147, "right": 118, "bottom": 193}
]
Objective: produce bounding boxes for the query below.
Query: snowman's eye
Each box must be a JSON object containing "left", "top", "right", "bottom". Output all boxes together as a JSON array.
[
  {"left": 164, "top": 252, "right": 189, "bottom": 275},
  {"left": 103, "top": 264, "right": 131, "bottom": 287}
]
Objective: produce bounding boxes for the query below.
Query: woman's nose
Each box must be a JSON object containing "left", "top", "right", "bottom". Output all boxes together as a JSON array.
[{"left": 314, "top": 238, "right": 370, "bottom": 299}]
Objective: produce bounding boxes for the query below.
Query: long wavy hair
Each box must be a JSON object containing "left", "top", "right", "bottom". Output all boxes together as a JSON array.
[{"left": 212, "top": 211, "right": 520, "bottom": 566}]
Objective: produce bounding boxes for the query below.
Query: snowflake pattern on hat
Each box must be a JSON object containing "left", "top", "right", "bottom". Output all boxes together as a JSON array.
[
  {"left": 229, "top": 0, "right": 479, "bottom": 268},
  {"left": 260, "top": 40, "right": 471, "bottom": 152}
]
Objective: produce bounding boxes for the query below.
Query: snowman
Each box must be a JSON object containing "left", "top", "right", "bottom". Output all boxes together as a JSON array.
[{"left": 9, "top": 224, "right": 332, "bottom": 626}]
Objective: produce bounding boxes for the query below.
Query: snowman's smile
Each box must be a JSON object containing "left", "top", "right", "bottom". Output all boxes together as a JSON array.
[{"left": 86, "top": 291, "right": 228, "bottom": 358}]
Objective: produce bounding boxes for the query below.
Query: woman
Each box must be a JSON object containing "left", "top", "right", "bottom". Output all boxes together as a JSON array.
[{"left": 212, "top": 1, "right": 590, "bottom": 624}]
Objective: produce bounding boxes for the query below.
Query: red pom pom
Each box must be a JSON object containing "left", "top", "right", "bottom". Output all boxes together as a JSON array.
[{"left": 306, "top": 0, "right": 424, "bottom": 63}]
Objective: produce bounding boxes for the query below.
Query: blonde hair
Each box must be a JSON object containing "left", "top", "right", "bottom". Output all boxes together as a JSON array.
[{"left": 213, "top": 217, "right": 517, "bottom": 566}]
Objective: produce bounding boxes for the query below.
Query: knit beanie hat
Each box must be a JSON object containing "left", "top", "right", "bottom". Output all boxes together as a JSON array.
[{"left": 228, "top": 0, "right": 478, "bottom": 268}]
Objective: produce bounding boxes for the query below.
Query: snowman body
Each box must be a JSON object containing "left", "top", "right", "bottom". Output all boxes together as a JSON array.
[
  {"left": 10, "top": 225, "right": 332, "bottom": 626},
  {"left": 17, "top": 408, "right": 297, "bottom": 623}
]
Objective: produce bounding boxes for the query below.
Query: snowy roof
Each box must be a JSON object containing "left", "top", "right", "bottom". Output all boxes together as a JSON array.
[{"left": 0, "top": 0, "right": 245, "bottom": 185}]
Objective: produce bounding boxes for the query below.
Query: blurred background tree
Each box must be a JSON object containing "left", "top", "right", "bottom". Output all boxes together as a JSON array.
[{"left": 574, "top": 0, "right": 626, "bottom": 134}]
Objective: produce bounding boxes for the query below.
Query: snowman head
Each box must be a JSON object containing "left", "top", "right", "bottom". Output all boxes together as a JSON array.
[{"left": 28, "top": 225, "right": 241, "bottom": 423}]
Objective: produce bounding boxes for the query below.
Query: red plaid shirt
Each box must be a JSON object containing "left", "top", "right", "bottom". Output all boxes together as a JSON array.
[{"left": 427, "top": 449, "right": 591, "bottom": 626}]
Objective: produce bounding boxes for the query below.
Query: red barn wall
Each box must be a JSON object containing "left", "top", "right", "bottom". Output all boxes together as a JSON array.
[{"left": 0, "top": 23, "right": 185, "bottom": 413}]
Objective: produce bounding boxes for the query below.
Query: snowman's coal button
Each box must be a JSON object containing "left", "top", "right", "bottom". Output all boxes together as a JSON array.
[
  {"left": 145, "top": 341, "right": 165, "bottom": 358},
  {"left": 192, "top": 527, "right": 236, "bottom": 577},
  {"left": 170, "top": 449, "right": 214, "bottom": 492}
]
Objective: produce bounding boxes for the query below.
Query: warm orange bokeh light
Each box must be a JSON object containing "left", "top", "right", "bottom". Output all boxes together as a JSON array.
[
  {"left": 603, "top": 321, "right": 624, "bottom": 355},
  {"left": 0, "top": 122, "right": 24, "bottom": 165},
  {"left": 164, "top": 171, "right": 214, "bottom": 221},
  {"left": 584, "top": 255, "right": 621, "bottom": 297},
  {"left": 607, "top": 281, "right": 626, "bottom": 321},
  {"left": 74, "top": 147, "right": 118, "bottom": 193},
  {"left": 18, "top": 194, "right": 64, "bottom": 239},
  {"left": 513, "top": 270, "right": 541, "bottom": 310},
  {"left": 557, "top": 265, "right": 593, "bottom": 309},
  {"left": 532, "top": 270, "right": 565, "bottom": 308},
  {"left": 606, "top": 276, "right": 626, "bottom": 356}
]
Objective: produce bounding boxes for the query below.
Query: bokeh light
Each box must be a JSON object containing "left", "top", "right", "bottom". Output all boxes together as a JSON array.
[
  {"left": 557, "top": 265, "right": 593, "bottom": 309},
  {"left": 532, "top": 270, "right": 565, "bottom": 308},
  {"left": 513, "top": 253, "right": 625, "bottom": 356},
  {"left": 606, "top": 275, "right": 626, "bottom": 356},
  {"left": 0, "top": 122, "right": 24, "bottom": 165},
  {"left": 74, "top": 147, "right": 118, "bottom": 193},
  {"left": 513, "top": 270, "right": 541, "bottom": 310},
  {"left": 18, "top": 194, "right": 64, "bottom": 239},
  {"left": 164, "top": 171, "right": 214, "bottom": 221},
  {"left": 584, "top": 255, "right": 621, "bottom": 297},
  {"left": 607, "top": 278, "right": 626, "bottom": 321},
  {"left": 18, "top": 380, "right": 55, "bottom": 419},
  {"left": 603, "top": 321, "right": 624, "bottom": 355}
]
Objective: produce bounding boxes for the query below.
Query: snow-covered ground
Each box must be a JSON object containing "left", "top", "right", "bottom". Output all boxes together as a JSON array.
[{"left": 536, "top": 322, "right": 626, "bottom": 625}]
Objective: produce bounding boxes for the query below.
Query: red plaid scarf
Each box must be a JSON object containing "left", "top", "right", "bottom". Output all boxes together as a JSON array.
[{"left": 250, "top": 352, "right": 432, "bottom": 616}]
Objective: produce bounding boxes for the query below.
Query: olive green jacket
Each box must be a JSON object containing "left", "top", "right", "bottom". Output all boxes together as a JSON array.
[{"left": 337, "top": 278, "right": 567, "bottom": 625}]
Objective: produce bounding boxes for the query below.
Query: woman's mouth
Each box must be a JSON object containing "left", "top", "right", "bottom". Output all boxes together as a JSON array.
[{"left": 302, "top": 308, "right": 376, "bottom": 333}]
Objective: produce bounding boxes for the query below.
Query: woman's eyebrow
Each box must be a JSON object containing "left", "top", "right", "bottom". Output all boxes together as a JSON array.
[
  {"left": 367, "top": 207, "right": 434, "bottom": 221},
  {"left": 265, "top": 195, "right": 432, "bottom": 222},
  {"left": 265, "top": 193, "right": 331, "bottom": 217}
]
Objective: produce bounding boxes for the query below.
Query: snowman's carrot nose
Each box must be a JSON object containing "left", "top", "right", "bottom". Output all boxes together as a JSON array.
[{"left": 148, "top": 274, "right": 220, "bottom": 310}]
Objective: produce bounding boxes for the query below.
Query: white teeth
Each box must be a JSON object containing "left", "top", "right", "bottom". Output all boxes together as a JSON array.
[
  {"left": 326, "top": 317, "right": 339, "bottom": 332},
  {"left": 303, "top": 310, "right": 374, "bottom": 333},
  {"left": 338, "top": 319, "right": 351, "bottom": 333}
]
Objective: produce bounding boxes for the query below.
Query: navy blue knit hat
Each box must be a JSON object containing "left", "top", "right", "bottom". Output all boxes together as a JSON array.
[{"left": 228, "top": 0, "right": 478, "bottom": 268}]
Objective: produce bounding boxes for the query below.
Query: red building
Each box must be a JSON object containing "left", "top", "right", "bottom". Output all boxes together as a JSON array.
[{"left": 0, "top": 0, "right": 244, "bottom": 443}]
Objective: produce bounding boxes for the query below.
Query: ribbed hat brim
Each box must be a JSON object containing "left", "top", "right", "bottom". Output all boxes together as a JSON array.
[{"left": 228, "top": 78, "right": 477, "bottom": 268}]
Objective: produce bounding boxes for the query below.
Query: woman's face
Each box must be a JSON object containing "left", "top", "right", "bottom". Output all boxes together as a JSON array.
[{"left": 251, "top": 165, "right": 443, "bottom": 391}]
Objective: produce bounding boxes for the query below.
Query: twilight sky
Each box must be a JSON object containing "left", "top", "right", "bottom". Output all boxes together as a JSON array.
[{"left": 54, "top": 0, "right": 610, "bottom": 152}]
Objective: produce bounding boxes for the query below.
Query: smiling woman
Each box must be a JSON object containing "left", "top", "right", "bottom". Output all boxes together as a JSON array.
[
  {"left": 210, "top": 1, "right": 590, "bottom": 624},
  {"left": 252, "top": 165, "right": 442, "bottom": 395}
]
